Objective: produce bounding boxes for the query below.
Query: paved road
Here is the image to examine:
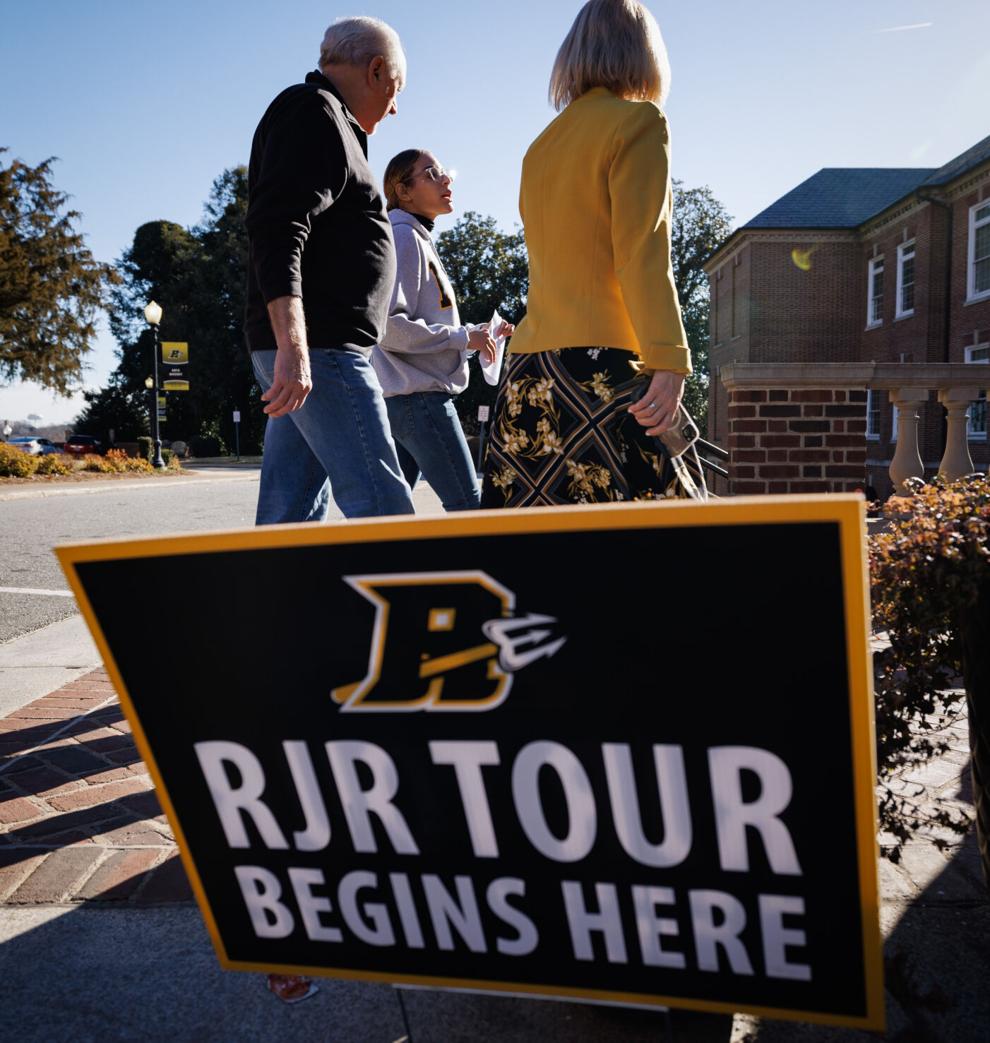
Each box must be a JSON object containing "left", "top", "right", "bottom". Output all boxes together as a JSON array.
[{"left": 0, "top": 468, "right": 442, "bottom": 645}]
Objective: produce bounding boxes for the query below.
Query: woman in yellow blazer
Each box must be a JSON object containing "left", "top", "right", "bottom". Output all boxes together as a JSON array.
[{"left": 481, "top": 0, "right": 691, "bottom": 507}]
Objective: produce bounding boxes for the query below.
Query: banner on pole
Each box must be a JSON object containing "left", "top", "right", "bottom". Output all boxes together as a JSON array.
[
  {"left": 56, "top": 497, "right": 883, "bottom": 1030},
  {"left": 161, "top": 342, "right": 189, "bottom": 391}
]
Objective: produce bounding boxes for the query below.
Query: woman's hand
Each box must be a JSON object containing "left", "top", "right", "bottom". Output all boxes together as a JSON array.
[
  {"left": 468, "top": 326, "right": 498, "bottom": 365},
  {"left": 628, "top": 369, "right": 685, "bottom": 436},
  {"left": 495, "top": 319, "right": 515, "bottom": 339}
]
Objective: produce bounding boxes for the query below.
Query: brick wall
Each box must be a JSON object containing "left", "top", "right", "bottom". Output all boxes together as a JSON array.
[
  {"left": 728, "top": 388, "right": 868, "bottom": 494},
  {"left": 859, "top": 205, "right": 948, "bottom": 479},
  {"left": 749, "top": 240, "right": 862, "bottom": 363},
  {"left": 705, "top": 163, "right": 990, "bottom": 478}
]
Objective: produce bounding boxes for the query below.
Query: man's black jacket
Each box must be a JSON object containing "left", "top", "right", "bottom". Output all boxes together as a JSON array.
[{"left": 244, "top": 71, "right": 395, "bottom": 355}]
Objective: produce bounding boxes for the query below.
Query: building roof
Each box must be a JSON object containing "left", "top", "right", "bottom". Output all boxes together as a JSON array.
[
  {"left": 744, "top": 168, "right": 935, "bottom": 229},
  {"left": 922, "top": 133, "right": 990, "bottom": 187},
  {"left": 705, "top": 132, "right": 990, "bottom": 270}
]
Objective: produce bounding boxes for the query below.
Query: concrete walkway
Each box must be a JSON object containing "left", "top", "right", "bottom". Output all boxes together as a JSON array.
[{"left": 0, "top": 615, "right": 101, "bottom": 717}]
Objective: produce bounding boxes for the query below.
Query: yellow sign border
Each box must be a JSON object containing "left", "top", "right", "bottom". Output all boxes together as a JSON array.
[{"left": 55, "top": 495, "right": 883, "bottom": 1031}]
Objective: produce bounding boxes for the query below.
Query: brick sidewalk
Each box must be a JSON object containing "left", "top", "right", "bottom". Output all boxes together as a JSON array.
[{"left": 0, "top": 669, "right": 191, "bottom": 905}]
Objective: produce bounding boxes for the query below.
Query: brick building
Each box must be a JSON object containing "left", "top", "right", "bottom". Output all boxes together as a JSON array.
[{"left": 705, "top": 135, "right": 990, "bottom": 495}]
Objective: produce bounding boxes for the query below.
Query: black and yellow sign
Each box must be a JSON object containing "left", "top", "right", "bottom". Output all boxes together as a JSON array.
[
  {"left": 156, "top": 394, "right": 166, "bottom": 424},
  {"left": 161, "top": 341, "right": 188, "bottom": 365},
  {"left": 56, "top": 497, "right": 883, "bottom": 1030},
  {"left": 161, "top": 342, "right": 189, "bottom": 392}
]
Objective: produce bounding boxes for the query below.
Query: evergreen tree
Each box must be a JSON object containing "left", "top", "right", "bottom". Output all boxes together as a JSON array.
[
  {"left": 0, "top": 150, "right": 116, "bottom": 392},
  {"left": 97, "top": 167, "right": 261, "bottom": 452},
  {"left": 73, "top": 380, "right": 148, "bottom": 442}
]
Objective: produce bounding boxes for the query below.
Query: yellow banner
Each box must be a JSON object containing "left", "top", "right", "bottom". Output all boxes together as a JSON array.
[{"left": 161, "top": 342, "right": 189, "bottom": 365}]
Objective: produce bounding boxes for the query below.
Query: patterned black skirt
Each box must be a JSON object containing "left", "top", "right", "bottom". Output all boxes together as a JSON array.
[{"left": 480, "top": 347, "right": 686, "bottom": 508}]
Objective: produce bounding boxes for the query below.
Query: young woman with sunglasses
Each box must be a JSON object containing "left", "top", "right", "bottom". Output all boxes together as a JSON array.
[{"left": 375, "top": 150, "right": 513, "bottom": 511}]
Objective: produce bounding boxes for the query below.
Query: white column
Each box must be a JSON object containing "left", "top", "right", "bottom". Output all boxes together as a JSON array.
[
  {"left": 888, "top": 389, "right": 928, "bottom": 494},
  {"left": 937, "top": 388, "right": 976, "bottom": 482}
]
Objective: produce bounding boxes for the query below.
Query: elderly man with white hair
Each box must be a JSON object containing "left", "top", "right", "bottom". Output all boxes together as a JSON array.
[{"left": 245, "top": 17, "right": 415, "bottom": 525}]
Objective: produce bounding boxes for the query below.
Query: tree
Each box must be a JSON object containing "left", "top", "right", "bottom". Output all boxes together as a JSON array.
[
  {"left": 670, "top": 180, "right": 733, "bottom": 431},
  {"left": 0, "top": 150, "right": 116, "bottom": 392},
  {"left": 435, "top": 212, "right": 528, "bottom": 433},
  {"left": 98, "top": 167, "right": 262, "bottom": 453},
  {"left": 73, "top": 380, "right": 148, "bottom": 443},
  {"left": 187, "top": 167, "right": 263, "bottom": 455}
]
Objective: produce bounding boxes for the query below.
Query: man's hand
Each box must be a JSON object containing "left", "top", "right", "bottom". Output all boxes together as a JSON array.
[
  {"left": 263, "top": 344, "right": 312, "bottom": 417},
  {"left": 628, "top": 369, "right": 685, "bottom": 436},
  {"left": 263, "top": 296, "right": 312, "bottom": 417}
]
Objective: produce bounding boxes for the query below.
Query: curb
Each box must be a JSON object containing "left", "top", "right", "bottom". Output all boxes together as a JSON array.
[{"left": 0, "top": 471, "right": 257, "bottom": 502}]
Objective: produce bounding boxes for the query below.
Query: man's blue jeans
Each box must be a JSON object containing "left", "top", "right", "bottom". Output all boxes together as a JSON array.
[
  {"left": 385, "top": 392, "right": 481, "bottom": 512},
  {"left": 251, "top": 349, "right": 415, "bottom": 524}
]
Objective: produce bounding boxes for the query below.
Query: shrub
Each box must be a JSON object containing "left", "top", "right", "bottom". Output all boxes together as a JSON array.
[
  {"left": 106, "top": 449, "right": 131, "bottom": 473},
  {"left": 870, "top": 474, "right": 990, "bottom": 858},
  {"left": 138, "top": 436, "right": 152, "bottom": 461},
  {"left": 0, "top": 443, "right": 38, "bottom": 478},
  {"left": 166, "top": 454, "right": 183, "bottom": 472},
  {"left": 109, "top": 448, "right": 153, "bottom": 473},
  {"left": 34, "top": 453, "right": 73, "bottom": 476},
  {"left": 81, "top": 453, "right": 113, "bottom": 473}
]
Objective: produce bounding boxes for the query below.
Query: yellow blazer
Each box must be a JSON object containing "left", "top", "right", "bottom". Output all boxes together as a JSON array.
[{"left": 510, "top": 87, "right": 691, "bottom": 374}]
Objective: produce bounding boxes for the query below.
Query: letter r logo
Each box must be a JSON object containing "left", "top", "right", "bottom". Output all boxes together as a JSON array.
[{"left": 333, "top": 571, "right": 516, "bottom": 712}]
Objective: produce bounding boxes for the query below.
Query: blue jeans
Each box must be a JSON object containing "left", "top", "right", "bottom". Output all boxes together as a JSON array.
[
  {"left": 251, "top": 349, "right": 415, "bottom": 524},
  {"left": 385, "top": 392, "right": 481, "bottom": 512}
]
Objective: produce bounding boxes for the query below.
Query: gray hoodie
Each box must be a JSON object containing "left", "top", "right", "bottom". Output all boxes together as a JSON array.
[{"left": 372, "top": 210, "right": 471, "bottom": 397}]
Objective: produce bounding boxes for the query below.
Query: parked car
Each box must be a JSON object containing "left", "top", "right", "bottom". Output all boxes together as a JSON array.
[
  {"left": 6, "top": 436, "right": 59, "bottom": 455},
  {"left": 63, "top": 434, "right": 103, "bottom": 456}
]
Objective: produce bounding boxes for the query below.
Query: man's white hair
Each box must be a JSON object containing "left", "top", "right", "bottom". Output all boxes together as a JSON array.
[{"left": 319, "top": 16, "right": 404, "bottom": 76}]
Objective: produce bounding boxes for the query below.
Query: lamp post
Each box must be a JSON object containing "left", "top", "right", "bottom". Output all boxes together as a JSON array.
[{"left": 143, "top": 301, "right": 166, "bottom": 469}]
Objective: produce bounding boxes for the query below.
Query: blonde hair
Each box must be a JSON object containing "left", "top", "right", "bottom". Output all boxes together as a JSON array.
[
  {"left": 320, "top": 16, "right": 405, "bottom": 79},
  {"left": 549, "top": 0, "right": 670, "bottom": 111},
  {"left": 383, "top": 149, "right": 430, "bottom": 211}
]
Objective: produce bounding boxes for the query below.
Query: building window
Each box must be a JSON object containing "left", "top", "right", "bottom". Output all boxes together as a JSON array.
[
  {"left": 895, "top": 241, "right": 915, "bottom": 318},
  {"left": 967, "top": 344, "right": 988, "bottom": 440},
  {"left": 866, "top": 389, "right": 881, "bottom": 439},
  {"left": 969, "top": 202, "right": 990, "bottom": 302},
  {"left": 867, "top": 257, "right": 884, "bottom": 326}
]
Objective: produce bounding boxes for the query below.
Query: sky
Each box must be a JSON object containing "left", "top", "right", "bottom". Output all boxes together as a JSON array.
[{"left": 2, "top": 0, "right": 988, "bottom": 424}]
